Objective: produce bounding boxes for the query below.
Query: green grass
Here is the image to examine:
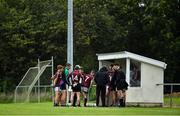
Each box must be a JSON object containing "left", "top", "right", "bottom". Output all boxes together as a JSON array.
[
  {"left": 164, "top": 97, "right": 180, "bottom": 107},
  {"left": 0, "top": 102, "right": 180, "bottom": 115}
]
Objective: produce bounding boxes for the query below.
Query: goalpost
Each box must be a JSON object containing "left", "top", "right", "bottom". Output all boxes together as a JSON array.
[{"left": 14, "top": 57, "right": 54, "bottom": 103}]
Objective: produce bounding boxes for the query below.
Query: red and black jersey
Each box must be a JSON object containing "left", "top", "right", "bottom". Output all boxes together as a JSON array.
[
  {"left": 82, "top": 74, "right": 93, "bottom": 88},
  {"left": 54, "top": 72, "right": 64, "bottom": 87},
  {"left": 69, "top": 70, "right": 82, "bottom": 85}
]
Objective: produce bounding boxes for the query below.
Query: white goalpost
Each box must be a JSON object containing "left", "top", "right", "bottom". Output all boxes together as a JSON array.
[{"left": 14, "top": 57, "right": 54, "bottom": 103}]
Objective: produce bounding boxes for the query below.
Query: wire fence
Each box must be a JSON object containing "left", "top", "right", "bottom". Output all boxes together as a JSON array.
[
  {"left": 157, "top": 83, "right": 180, "bottom": 108},
  {"left": 12, "top": 83, "right": 180, "bottom": 108}
]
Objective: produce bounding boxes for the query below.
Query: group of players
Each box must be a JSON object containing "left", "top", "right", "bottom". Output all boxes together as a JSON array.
[
  {"left": 51, "top": 63, "right": 128, "bottom": 107},
  {"left": 51, "top": 63, "right": 94, "bottom": 107}
]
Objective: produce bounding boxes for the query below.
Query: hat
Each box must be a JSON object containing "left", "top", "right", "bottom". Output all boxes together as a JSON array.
[{"left": 74, "top": 65, "right": 81, "bottom": 70}]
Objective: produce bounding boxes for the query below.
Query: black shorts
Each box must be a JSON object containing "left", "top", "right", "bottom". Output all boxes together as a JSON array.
[
  {"left": 72, "top": 84, "right": 81, "bottom": 92},
  {"left": 60, "top": 83, "right": 66, "bottom": 90},
  {"left": 116, "top": 79, "right": 128, "bottom": 90},
  {"left": 116, "top": 84, "right": 128, "bottom": 91}
]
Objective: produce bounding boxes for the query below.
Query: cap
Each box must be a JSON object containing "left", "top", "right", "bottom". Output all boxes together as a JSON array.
[{"left": 74, "top": 65, "right": 81, "bottom": 70}]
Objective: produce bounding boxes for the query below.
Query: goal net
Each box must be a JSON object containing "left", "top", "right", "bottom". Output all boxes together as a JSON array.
[{"left": 14, "top": 57, "right": 53, "bottom": 103}]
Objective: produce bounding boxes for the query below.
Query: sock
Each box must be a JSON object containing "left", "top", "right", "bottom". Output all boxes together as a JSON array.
[
  {"left": 84, "top": 98, "right": 87, "bottom": 107},
  {"left": 54, "top": 102, "right": 59, "bottom": 106},
  {"left": 122, "top": 98, "right": 125, "bottom": 107},
  {"left": 119, "top": 99, "right": 123, "bottom": 107},
  {"left": 73, "top": 95, "right": 77, "bottom": 106}
]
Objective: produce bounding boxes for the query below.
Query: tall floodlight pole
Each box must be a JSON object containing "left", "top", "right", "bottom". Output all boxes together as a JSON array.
[
  {"left": 67, "top": 0, "right": 73, "bottom": 69},
  {"left": 67, "top": 0, "right": 73, "bottom": 105}
]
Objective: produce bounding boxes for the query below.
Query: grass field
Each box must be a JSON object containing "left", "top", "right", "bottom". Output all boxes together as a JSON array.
[{"left": 0, "top": 102, "right": 180, "bottom": 115}]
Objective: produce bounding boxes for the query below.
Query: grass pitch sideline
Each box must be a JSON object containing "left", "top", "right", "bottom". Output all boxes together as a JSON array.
[{"left": 0, "top": 102, "right": 180, "bottom": 115}]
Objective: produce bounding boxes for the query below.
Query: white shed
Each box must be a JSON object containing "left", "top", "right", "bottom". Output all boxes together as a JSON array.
[{"left": 96, "top": 51, "right": 167, "bottom": 106}]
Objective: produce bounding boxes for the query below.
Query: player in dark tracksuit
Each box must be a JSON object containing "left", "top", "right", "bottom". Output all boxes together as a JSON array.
[
  {"left": 112, "top": 64, "right": 128, "bottom": 107},
  {"left": 94, "top": 67, "right": 109, "bottom": 107}
]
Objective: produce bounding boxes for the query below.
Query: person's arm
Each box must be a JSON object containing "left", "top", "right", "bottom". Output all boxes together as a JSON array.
[
  {"left": 90, "top": 77, "right": 94, "bottom": 87},
  {"left": 53, "top": 76, "right": 58, "bottom": 86},
  {"left": 68, "top": 73, "right": 72, "bottom": 86},
  {"left": 51, "top": 73, "right": 57, "bottom": 80},
  {"left": 51, "top": 75, "right": 55, "bottom": 80},
  {"left": 79, "top": 74, "right": 82, "bottom": 84}
]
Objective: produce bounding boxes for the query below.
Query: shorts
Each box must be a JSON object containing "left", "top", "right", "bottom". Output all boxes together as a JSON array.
[
  {"left": 68, "top": 85, "right": 72, "bottom": 92},
  {"left": 116, "top": 80, "right": 128, "bottom": 90},
  {"left": 116, "top": 84, "right": 128, "bottom": 91},
  {"left": 54, "top": 84, "right": 67, "bottom": 92},
  {"left": 54, "top": 87, "right": 61, "bottom": 92},
  {"left": 60, "top": 83, "right": 66, "bottom": 90},
  {"left": 81, "top": 86, "right": 89, "bottom": 93},
  {"left": 72, "top": 84, "right": 81, "bottom": 92}
]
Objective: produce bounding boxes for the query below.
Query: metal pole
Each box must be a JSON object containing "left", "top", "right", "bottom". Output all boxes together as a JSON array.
[
  {"left": 67, "top": 0, "right": 73, "bottom": 106},
  {"left": 14, "top": 87, "right": 17, "bottom": 103},
  {"left": 51, "top": 56, "right": 54, "bottom": 104},
  {"left": 67, "top": 0, "right": 73, "bottom": 69},
  {"left": 170, "top": 85, "right": 173, "bottom": 107},
  {"left": 38, "top": 58, "right": 40, "bottom": 103},
  {"left": 126, "top": 58, "right": 130, "bottom": 85}
]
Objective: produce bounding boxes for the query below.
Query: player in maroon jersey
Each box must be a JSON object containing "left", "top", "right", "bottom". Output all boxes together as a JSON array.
[
  {"left": 69, "top": 65, "right": 82, "bottom": 106},
  {"left": 81, "top": 70, "right": 95, "bottom": 107},
  {"left": 51, "top": 65, "right": 65, "bottom": 106}
]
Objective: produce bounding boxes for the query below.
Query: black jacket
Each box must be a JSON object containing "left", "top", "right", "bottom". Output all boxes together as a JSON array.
[
  {"left": 94, "top": 67, "right": 109, "bottom": 86},
  {"left": 111, "top": 70, "right": 128, "bottom": 89}
]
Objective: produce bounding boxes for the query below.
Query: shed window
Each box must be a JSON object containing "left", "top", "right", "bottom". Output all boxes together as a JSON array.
[{"left": 130, "top": 60, "right": 141, "bottom": 87}]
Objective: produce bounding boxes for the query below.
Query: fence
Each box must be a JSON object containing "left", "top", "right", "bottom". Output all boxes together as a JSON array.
[{"left": 157, "top": 83, "right": 180, "bottom": 107}]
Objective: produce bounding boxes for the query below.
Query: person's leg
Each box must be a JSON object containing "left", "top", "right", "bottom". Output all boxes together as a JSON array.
[
  {"left": 122, "top": 90, "right": 126, "bottom": 107},
  {"left": 73, "top": 93, "right": 77, "bottom": 106},
  {"left": 61, "top": 90, "right": 67, "bottom": 106},
  {"left": 110, "top": 91, "right": 115, "bottom": 106},
  {"left": 83, "top": 92, "right": 88, "bottom": 107},
  {"left": 117, "top": 90, "right": 123, "bottom": 107},
  {"left": 96, "top": 85, "right": 100, "bottom": 106},
  {"left": 71, "top": 92, "right": 75, "bottom": 106},
  {"left": 54, "top": 87, "right": 60, "bottom": 106},
  {"left": 55, "top": 91, "right": 60, "bottom": 106},
  {"left": 105, "top": 86, "right": 109, "bottom": 106},
  {"left": 59, "top": 92, "right": 62, "bottom": 105},
  {"left": 101, "top": 86, "right": 106, "bottom": 107},
  {"left": 76, "top": 92, "right": 81, "bottom": 106},
  {"left": 68, "top": 87, "right": 72, "bottom": 103}
]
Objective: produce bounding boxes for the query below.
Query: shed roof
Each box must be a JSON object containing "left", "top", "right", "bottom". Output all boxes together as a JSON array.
[{"left": 96, "top": 51, "right": 167, "bottom": 69}]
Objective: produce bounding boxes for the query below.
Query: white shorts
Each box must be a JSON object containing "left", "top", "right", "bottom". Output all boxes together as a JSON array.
[
  {"left": 54, "top": 87, "right": 61, "bottom": 92},
  {"left": 81, "top": 86, "right": 89, "bottom": 93},
  {"left": 68, "top": 86, "right": 72, "bottom": 92}
]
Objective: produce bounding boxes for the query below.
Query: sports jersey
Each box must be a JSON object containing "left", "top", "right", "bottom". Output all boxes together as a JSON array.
[
  {"left": 54, "top": 72, "right": 64, "bottom": 87},
  {"left": 69, "top": 70, "right": 82, "bottom": 86},
  {"left": 82, "top": 74, "right": 93, "bottom": 88}
]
